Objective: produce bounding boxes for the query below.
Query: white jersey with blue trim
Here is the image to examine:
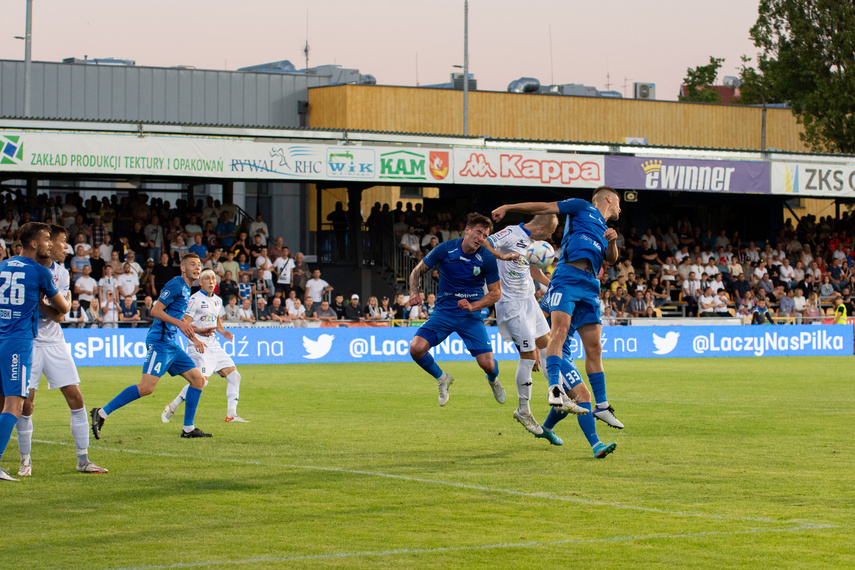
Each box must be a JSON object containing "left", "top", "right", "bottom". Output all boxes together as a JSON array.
[
  {"left": 487, "top": 224, "right": 535, "bottom": 301},
  {"left": 185, "top": 290, "right": 225, "bottom": 348},
  {"left": 34, "top": 261, "right": 69, "bottom": 346}
]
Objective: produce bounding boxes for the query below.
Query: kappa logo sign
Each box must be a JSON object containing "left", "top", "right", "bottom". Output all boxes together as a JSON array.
[{"left": 458, "top": 153, "right": 600, "bottom": 185}]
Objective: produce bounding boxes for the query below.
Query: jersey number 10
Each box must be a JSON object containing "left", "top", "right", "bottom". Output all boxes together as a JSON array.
[{"left": 0, "top": 271, "right": 27, "bottom": 306}]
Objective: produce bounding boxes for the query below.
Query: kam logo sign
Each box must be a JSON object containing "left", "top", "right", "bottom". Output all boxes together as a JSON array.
[
  {"left": 454, "top": 149, "right": 604, "bottom": 188},
  {"left": 379, "top": 149, "right": 427, "bottom": 181},
  {"left": 0, "top": 135, "right": 24, "bottom": 165},
  {"left": 327, "top": 147, "right": 376, "bottom": 179},
  {"left": 429, "top": 151, "right": 449, "bottom": 180}
]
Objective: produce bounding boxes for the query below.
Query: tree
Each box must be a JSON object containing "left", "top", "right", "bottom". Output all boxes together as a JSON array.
[
  {"left": 751, "top": 0, "right": 855, "bottom": 153},
  {"left": 678, "top": 57, "right": 724, "bottom": 103}
]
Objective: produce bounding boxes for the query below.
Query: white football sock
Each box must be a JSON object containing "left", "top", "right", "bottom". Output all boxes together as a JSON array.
[
  {"left": 70, "top": 407, "right": 90, "bottom": 456},
  {"left": 16, "top": 415, "right": 33, "bottom": 458},
  {"left": 538, "top": 348, "right": 549, "bottom": 380},
  {"left": 171, "top": 384, "right": 190, "bottom": 412},
  {"left": 515, "top": 358, "right": 536, "bottom": 413},
  {"left": 226, "top": 371, "right": 241, "bottom": 417}
]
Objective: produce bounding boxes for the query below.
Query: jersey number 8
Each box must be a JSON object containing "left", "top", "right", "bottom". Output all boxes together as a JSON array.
[{"left": 0, "top": 271, "right": 27, "bottom": 306}]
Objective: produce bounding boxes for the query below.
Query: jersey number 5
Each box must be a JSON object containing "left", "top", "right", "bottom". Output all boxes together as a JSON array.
[{"left": 0, "top": 271, "right": 27, "bottom": 306}]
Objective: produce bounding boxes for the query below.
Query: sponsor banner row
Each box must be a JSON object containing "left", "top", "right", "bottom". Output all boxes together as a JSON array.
[
  {"left": 63, "top": 324, "right": 852, "bottom": 368},
  {"left": 0, "top": 131, "right": 605, "bottom": 188},
  {"left": 6, "top": 130, "right": 855, "bottom": 196}
]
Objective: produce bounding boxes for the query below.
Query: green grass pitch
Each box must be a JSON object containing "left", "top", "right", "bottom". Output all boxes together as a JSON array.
[{"left": 1, "top": 357, "right": 853, "bottom": 569}]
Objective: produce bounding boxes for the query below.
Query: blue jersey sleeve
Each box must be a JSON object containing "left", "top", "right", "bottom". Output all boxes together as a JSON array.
[
  {"left": 482, "top": 251, "right": 500, "bottom": 285},
  {"left": 37, "top": 264, "right": 59, "bottom": 298},
  {"left": 157, "top": 278, "right": 180, "bottom": 309},
  {"left": 422, "top": 241, "right": 448, "bottom": 269},
  {"left": 557, "top": 199, "right": 586, "bottom": 216}
]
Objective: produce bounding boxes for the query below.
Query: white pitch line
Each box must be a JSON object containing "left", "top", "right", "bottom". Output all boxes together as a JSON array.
[
  {"left": 37, "top": 439, "right": 832, "bottom": 527},
  {"left": 106, "top": 523, "right": 835, "bottom": 570}
]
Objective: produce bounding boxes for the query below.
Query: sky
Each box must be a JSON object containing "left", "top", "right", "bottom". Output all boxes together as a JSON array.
[{"left": 0, "top": 0, "right": 762, "bottom": 101}]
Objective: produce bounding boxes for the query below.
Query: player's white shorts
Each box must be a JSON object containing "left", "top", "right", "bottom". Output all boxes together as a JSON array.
[
  {"left": 29, "top": 342, "right": 81, "bottom": 391},
  {"left": 496, "top": 297, "right": 550, "bottom": 353},
  {"left": 189, "top": 344, "right": 236, "bottom": 377}
]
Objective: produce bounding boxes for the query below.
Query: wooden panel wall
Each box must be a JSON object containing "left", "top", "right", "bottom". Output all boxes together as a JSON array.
[{"left": 309, "top": 85, "right": 809, "bottom": 153}]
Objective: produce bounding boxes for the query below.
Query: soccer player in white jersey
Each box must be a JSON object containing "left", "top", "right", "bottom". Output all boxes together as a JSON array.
[
  {"left": 161, "top": 269, "right": 247, "bottom": 423},
  {"left": 484, "top": 214, "right": 584, "bottom": 435},
  {"left": 16, "top": 225, "right": 107, "bottom": 476}
]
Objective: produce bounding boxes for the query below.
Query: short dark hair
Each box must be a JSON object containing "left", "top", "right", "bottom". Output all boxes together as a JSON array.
[
  {"left": 19, "top": 222, "right": 50, "bottom": 248},
  {"left": 49, "top": 224, "right": 68, "bottom": 239},
  {"left": 465, "top": 212, "right": 492, "bottom": 232}
]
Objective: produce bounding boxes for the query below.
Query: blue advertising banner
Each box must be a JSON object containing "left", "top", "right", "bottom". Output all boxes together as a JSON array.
[
  {"left": 605, "top": 155, "right": 770, "bottom": 194},
  {"left": 63, "top": 325, "right": 852, "bottom": 368}
]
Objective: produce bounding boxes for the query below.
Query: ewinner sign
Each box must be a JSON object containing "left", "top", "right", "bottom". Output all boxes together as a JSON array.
[{"left": 605, "top": 156, "right": 770, "bottom": 194}]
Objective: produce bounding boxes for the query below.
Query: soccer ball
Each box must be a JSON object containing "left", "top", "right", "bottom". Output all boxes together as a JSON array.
[{"left": 525, "top": 241, "right": 555, "bottom": 270}]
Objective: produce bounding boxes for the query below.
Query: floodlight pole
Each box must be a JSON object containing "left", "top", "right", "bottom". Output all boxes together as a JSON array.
[
  {"left": 24, "top": 0, "right": 33, "bottom": 117},
  {"left": 463, "top": 0, "right": 469, "bottom": 136}
]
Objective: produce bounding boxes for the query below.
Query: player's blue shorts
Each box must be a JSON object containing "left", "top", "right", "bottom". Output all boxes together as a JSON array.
[
  {"left": 142, "top": 341, "right": 196, "bottom": 378},
  {"left": 547, "top": 264, "right": 602, "bottom": 330},
  {"left": 415, "top": 308, "right": 492, "bottom": 356},
  {"left": 0, "top": 338, "right": 34, "bottom": 398}
]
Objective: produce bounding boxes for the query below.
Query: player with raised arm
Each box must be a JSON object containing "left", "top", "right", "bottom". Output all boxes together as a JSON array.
[
  {"left": 161, "top": 269, "right": 247, "bottom": 424},
  {"left": 16, "top": 225, "right": 107, "bottom": 476},
  {"left": 493, "top": 187, "right": 624, "bottom": 454},
  {"left": 90, "top": 253, "right": 214, "bottom": 439},
  {"left": 482, "top": 214, "right": 586, "bottom": 435},
  {"left": 408, "top": 213, "right": 505, "bottom": 407},
  {"left": 0, "top": 222, "right": 70, "bottom": 481}
]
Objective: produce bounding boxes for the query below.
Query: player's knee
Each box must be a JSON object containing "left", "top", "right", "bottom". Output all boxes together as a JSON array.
[
  {"left": 137, "top": 383, "right": 155, "bottom": 397},
  {"left": 570, "top": 383, "right": 591, "bottom": 402},
  {"left": 584, "top": 339, "right": 602, "bottom": 360},
  {"left": 22, "top": 400, "right": 34, "bottom": 416},
  {"left": 409, "top": 342, "right": 426, "bottom": 360}
]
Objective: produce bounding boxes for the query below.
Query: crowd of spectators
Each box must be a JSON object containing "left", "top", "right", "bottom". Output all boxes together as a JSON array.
[
  {"left": 583, "top": 215, "right": 855, "bottom": 324},
  {"left": 2, "top": 189, "right": 853, "bottom": 327}
]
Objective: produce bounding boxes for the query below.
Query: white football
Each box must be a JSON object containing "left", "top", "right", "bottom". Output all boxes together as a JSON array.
[{"left": 525, "top": 241, "right": 555, "bottom": 270}]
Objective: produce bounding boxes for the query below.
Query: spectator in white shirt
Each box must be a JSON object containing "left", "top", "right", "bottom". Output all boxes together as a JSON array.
[
  {"left": 64, "top": 299, "right": 89, "bottom": 328},
  {"left": 238, "top": 299, "right": 256, "bottom": 323},
  {"left": 101, "top": 291, "right": 119, "bottom": 328},
  {"left": 74, "top": 265, "right": 99, "bottom": 310},
  {"left": 305, "top": 268, "right": 333, "bottom": 303},
  {"left": 249, "top": 213, "right": 269, "bottom": 246},
  {"left": 117, "top": 263, "right": 140, "bottom": 304},
  {"left": 400, "top": 226, "right": 421, "bottom": 259}
]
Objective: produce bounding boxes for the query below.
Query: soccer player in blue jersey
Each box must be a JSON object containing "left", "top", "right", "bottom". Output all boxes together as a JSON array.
[
  {"left": 493, "top": 186, "right": 624, "bottom": 435},
  {"left": 90, "top": 253, "right": 214, "bottom": 439},
  {"left": 0, "top": 222, "right": 70, "bottom": 481},
  {"left": 531, "top": 291, "right": 617, "bottom": 458},
  {"left": 408, "top": 213, "right": 506, "bottom": 406}
]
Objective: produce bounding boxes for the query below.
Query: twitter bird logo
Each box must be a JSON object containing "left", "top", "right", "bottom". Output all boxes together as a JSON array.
[
  {"left": 303, "top": 334, "right": 335, "bottom": 359},
  {"left": 652, "top": 331, "right": 679, "bottom": 355}
]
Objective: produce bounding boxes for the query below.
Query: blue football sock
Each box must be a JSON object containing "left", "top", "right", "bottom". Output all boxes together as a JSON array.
[
  {"left": 576, "top": 402, "right": 600, "bottom": 447},
  {"left": 588, "top": 372, "right": 607, "bottom": 405},
  {"left": 0, "top": 412, "right": 17, "bottom": 461},
  {"left": 184, "top": 386, "right": 203, "bottom": 428},
  {"left": 545, "top": 355, "right": 562, "bottom": 387},
  {"left": 415, "top": 353, "right": 443, "bottom": 379},
  {"left": 486, "top": 360, "right": 500, "bottom": 383},
  {"left": 102, "top": 385, "right": 141, "bottom": 416},
  {"left": 560, "top": 359, "right": 584, "bottom": 390},
  {"left": 542, "top": 406, "right": 568, "bottom": 430}
]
